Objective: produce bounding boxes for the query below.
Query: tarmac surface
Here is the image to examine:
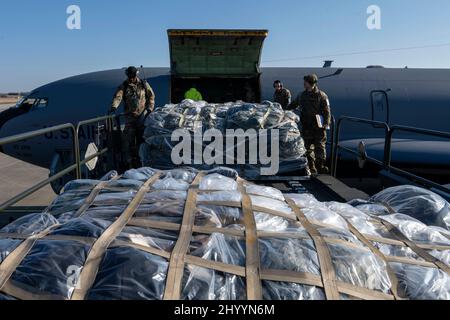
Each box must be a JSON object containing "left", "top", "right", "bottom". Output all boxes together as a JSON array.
[{"left": 0, "top": 104, "right": 56, "bottom": 208}]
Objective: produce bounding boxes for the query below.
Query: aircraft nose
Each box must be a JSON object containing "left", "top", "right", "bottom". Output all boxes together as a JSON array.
[
  {"left": 0, "top": 104, "right": 26, "bottom": 134},
  {"left": 0, "top": 109, "right": 10, "bottom": 134},
  {"left": 0, "top": 107, "right": 18, "bottom": 153},
  {"left": 0, "top": 111, "right": 7, "bottom": 152},
  {"left": 0, "top": 109, "right": 8, "bottom": 134}
]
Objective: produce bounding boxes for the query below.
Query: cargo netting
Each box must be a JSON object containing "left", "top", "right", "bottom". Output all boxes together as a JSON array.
[{"left": 0, "top": 167, "right": 449, "bottom": 300}]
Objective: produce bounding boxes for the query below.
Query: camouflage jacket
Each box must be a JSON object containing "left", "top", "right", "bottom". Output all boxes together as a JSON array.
[
  {"left": 273, "top": 88, "right": 292, "bottom": 109},
  {"left": 288, "top": 87, "right": 331, "bottom": 130},
  {"left": 111, "top": 79, "right": 155, "bottom": 117}
]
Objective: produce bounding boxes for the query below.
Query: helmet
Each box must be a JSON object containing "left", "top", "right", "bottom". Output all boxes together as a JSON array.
[
  {"left": 125, "top": 66, "right": 139, "bottom": 78},
  {"left": 304, "top": 74, "right": 318, "bottom": 85},
  {"left": 273, "top": 80, "right": 283, "bottom": 88}
]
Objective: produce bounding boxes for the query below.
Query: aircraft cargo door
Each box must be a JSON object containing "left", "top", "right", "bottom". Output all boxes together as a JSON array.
[
  {"left": 168, "top": 29, "right": 268, "bottom": 103},
  {"left": 371, "top": 90, "right": 390, "bottom": 123}
]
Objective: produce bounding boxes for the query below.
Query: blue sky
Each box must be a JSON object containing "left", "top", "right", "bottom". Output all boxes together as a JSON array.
[{"left": 1, "top": 0, "right": 450, "bottom": 91}]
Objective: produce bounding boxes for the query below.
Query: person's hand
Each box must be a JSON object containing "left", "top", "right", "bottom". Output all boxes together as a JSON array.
[{"left": 108, "top": 108, "right": 116, "bottom": 116}]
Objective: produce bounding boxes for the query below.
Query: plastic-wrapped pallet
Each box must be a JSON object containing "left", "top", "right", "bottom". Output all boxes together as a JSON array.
[
  {"left": 140, "top": 100, "right": 308, "bottom": 178},
  {"left": 0, "top": 167, "right": 449, "bottom": 300}
]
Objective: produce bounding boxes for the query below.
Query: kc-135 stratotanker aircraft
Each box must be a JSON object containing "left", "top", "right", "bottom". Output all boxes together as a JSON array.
[{"left": 0, "top": 30, "right": 449, "bottom": 184}]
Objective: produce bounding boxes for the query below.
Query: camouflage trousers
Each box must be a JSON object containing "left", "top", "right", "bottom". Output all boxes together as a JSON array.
[
  {"left": 302, "top": 129, "right": 327, "bottom": 171},
  {"left": 123, "top": 115, "right": 145, "bottom": 168}
]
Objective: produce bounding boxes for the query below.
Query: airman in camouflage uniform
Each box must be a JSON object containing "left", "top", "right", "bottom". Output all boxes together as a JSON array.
[
  {"left": 110, "top": 66, "right": 155, "bottom": 168},
  {"left": 273, "top": 80, "right": 292, "bottom": 109},
  {"left": 287, "top": 74, "right": 331, "bottom": 174}
]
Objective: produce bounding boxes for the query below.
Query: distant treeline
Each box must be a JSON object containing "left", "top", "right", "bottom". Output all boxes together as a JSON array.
[{"left": 0, "top": 93, "right": 29, "bottom": 97}]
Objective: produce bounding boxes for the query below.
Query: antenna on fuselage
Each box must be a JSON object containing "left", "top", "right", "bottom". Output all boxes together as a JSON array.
[{"left": 140, "top": 65, "right": 147, "bottom": 81}]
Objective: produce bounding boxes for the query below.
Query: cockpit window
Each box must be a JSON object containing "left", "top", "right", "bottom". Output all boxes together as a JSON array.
[
  {"left": 15, "top": 97, "right": 48, "bottom": 112},
  {"left": 34, "top": 98, "right": 48, "bottom": 109},
  {"left": 17, "top": 97, "right": 37, "bottom": 112},
  {"left": 14, "top": 97, "right": 26, "bottom": 107}
]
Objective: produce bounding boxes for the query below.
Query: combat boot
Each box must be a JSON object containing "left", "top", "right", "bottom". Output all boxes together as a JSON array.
[{"left": 306, "top": 154, "right": 318, "bottom": 175}]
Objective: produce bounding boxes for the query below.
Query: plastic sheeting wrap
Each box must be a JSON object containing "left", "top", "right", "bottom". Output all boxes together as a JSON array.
[
  {"left": 0, "top": 167, "right": 449, "bottom": 300},
  {"left": 140, "top": 100, "right": 308, "bottom": 178},
  {"left": 355, "top": 185, "right": 450, "bottom": 231},
  {"left": 327, "top": 202, "right": 450, "bottom": 299}
]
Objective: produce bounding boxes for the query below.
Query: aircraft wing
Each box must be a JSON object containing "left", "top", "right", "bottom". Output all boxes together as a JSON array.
[{"left": 338, "top": 138, "right": 450, "bottom": 168}]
